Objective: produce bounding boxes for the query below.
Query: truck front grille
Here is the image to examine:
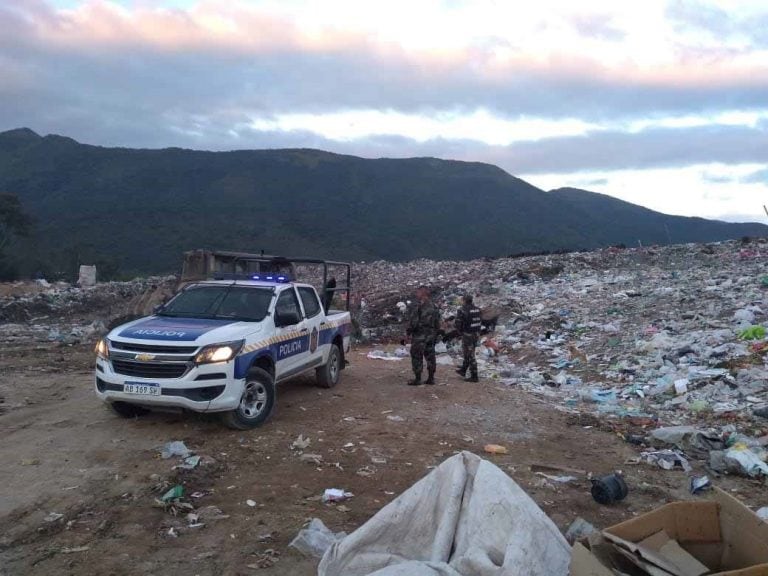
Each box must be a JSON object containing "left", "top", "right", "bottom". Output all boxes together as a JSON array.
[
  {"left": 110, "top": 341, "right": 199, "bottom": 354},
  {"left": 111, "top": 359, "right": 189, "bottom": 379}
]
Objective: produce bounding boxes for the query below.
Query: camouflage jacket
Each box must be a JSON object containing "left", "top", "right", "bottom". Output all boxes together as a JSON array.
[{"left": 406, "top": 300, "right": 440, "bottom": 339}]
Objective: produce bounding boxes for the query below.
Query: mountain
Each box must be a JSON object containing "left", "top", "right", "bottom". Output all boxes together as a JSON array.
[{"left": 0, "top": 128, "right": 765, "bottom": 277}]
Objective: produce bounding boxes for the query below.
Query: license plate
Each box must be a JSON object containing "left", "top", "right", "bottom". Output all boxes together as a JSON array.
[{"left": 123, "top": 382, "right": 161, "bottom": 396}]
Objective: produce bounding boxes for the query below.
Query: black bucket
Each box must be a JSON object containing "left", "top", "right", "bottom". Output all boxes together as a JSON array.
[{"left": 591, "top": 473, "right": 628, "bottom": 505}]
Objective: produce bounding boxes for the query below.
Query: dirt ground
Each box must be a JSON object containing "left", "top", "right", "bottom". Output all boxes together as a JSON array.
[{"left": 1, "top": 342, "right": 766, "bottom": 576}]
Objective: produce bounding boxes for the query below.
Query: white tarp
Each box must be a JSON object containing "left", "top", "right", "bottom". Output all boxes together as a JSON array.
[{"left": 318, "top": 451, "right": 570, "bottom": 576}]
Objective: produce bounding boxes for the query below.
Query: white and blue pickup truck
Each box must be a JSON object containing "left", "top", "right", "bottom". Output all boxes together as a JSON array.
[{"left": 94, "top": 277, "right": 352, "bottom": 429}]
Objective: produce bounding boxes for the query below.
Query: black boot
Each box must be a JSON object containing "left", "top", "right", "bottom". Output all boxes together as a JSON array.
[
  {"left": 425, "top": 371, "right": 436, "bottom": 385},
  {"left": 407, "top": 373, "right": 423, "bottom": 386},
  {"left": 467, "top": 371, "right": 479, "bottom": 383},
  {"left": 455, "top": 366, "right": 467, "bottom": 377}
]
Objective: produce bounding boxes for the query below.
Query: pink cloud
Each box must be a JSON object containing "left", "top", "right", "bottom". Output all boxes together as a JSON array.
[
  {"left": 0, "top": 0, "right": 768, "bottom": 110},
  {"left": 23, "top": 0, "right": 370, "bottom": 54}
]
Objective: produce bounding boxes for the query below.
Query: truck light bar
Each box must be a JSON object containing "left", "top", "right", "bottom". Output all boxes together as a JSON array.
[
  {"left": 251, "top": 275, "right": 290, "bottom": 283},
  {"left": 211, "top": 273, "right": 292, "bottom": 282}
]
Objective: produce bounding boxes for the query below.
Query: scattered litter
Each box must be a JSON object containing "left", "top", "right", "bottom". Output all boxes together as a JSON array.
[
  {"left": 724, "top": 445, "right": 768, "bottom": 477},
  {"left": 366, "top": 350, "right": 404, "bottom": 361},
  {"left": 196, "top": 506, "right": 229, "bottom": 522},
  {"left": 591, "top": 473, "right": 628, "bottom": 505},
  {"left": 674, "top": 378, "right": 689, "bottom": 395},
  {"left": 247, "top": 549, "right": 280, "bottom": 569},
  {"left": 356, "top": 466, "right": 376, "bottom": 477},
  {"left": 44, "top": 512, "right": 64, "bottom": 523},
  {"left": 299, "top": 453, "right": 323, "bottom": 465},
  {"left": 753, "top": 406, "right": 768, "bottom": 419},
  {"left": 322, "top": 489, "right": 353, "bottom": 503},
  {"left": 386, "top": 415, "right": 404, "bottom": 422},
  {"left": 641, "top": 449, "right": 692, "bottom": 472},
  {"left": 757, "top": 507, "right": 768, "bottom": 521},
  {"left": 160, "top": 441, "right": 191, "bottom": 460},
  {"left": 535, "top": 472, "right": 577, "bottom": 484},
  {"left": 290, "top": 518, "right": 347, "bottom": 559},
  {"left": 565, "top": 517, "right": 597, "bottom": 544},
  {"left": 291, "top": 435, "right": 311, "bottom": 450},
  {"left": 483, "top": 444, "right": 509, "bottom": 455},
  {"left": 246, "top": 499, "right": 256, "bottom": 507},
  {"left": 173, "top": 455, "right": 201, "bottom": 470},
  {"left": 690, "top": 475, "right": 711, "bottom": 494},
  {"left": 160, "top": 485, "right": 184, "bottom": 502}
]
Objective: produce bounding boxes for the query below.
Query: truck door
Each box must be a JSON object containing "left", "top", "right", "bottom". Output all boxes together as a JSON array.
[
  {"left": 297, "top": 286, "right": 326, "bottom": 368},
  {"left": 273, "top": 288, "right": 309, "bottom": 378}
]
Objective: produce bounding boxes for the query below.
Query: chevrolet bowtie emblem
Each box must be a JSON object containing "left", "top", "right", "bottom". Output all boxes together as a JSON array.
[{"left": 135, "top": 353, "right": 156, "bottom": 362}]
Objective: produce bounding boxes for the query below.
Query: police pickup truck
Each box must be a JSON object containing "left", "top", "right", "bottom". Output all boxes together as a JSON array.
[{"left": 94, "top": 275, "right": 351, "bottom": 429}]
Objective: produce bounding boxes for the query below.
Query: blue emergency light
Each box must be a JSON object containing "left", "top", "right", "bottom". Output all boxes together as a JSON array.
[{"left": 251, "top": 274, "right": 290, "bottom": 283}]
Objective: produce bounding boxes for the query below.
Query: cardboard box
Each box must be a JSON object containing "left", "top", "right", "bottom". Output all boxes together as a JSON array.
[{"left": 571, "top": 488, "right": 768, "bottom": 576}]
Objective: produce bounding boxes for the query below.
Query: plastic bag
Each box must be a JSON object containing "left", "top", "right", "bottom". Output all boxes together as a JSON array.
[{"left": 290, "top": 518, "right": 346, "bottom": 558}]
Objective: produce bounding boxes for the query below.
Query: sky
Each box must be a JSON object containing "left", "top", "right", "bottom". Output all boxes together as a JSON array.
[{"left": 2, "top": 0, "right": 768, "bottom": 223}]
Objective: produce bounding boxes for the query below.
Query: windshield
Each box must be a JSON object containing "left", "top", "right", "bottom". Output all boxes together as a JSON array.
[{"left": 159, "top": 285, "right": 273, "bottom": 321}]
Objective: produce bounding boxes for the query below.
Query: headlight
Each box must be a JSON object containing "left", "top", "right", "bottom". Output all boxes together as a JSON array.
[
  {"left": 195, "top": 340, "right": 245, "bottom": 364},
  {"left": 95, "top": 338, "right": 110, "bottom": 360}
]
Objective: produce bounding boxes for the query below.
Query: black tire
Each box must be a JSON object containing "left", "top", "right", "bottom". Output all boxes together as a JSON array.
[
  {"left": 109, "top": 401, "right": 150, "bottom": 418},
  {"left": 222, "top": 367, "right": 276, "bottom": 430},
  {"left": 316, "top": 344, "right": 342, "bottom": 389}
]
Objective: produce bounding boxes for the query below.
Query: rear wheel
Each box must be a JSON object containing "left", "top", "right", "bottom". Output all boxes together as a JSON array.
[
  {"left": 222, "top": 367, "right": 275, "bottom": 430},
  {"left": 109, "top": 401, "right": 150, "bottom": 418},
  {"left": 316, "top": 344, "right": 341, "bottom": 388}
]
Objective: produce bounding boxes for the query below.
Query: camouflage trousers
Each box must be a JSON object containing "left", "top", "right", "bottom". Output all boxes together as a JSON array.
[
  {"left": 410, "top": 337, "right": 436, "bottom": 376},
  {"left": 460, "top": 333, "right": 478, "bottom": 375}
]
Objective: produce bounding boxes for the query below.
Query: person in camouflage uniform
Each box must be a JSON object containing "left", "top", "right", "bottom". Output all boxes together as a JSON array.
[
  {"left": 405, "top": 286, "right": 440, "bottom": 385},
  {"left": 455, "top": 294, "right": 481, "bottom": 382}
]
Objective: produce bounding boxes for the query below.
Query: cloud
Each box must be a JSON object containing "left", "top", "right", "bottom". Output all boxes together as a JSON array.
[
  {"left": 666, "top": 0, "right": 733, "bottom": 37},
  {"left": 742, "top": 167, "right": 768, "bottom": 184},
  {"left": 3, "top": 0, "right": 768, "bottom": 125},
  {"left": 667, "top": 0, "right": 768, "bottom": 48},
  {"left": 568, "top": 13, "right": 626, "bottom": 41},
  {"left": 2, "top": 0, "right": 768, "bottom": 219},
  {"left": 524, "top": 163, "right": 768, "bottom": 223},
  {"left": 466, "top": 123, "right": 768, "bottom": 174}
]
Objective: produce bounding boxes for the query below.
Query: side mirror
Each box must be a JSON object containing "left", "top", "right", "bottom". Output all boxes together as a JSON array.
[{"left": 275, "top": 309, "right": 301, "bottom": 327}]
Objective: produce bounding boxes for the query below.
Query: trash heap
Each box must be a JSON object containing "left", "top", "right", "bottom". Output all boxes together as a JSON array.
[
  {"left": 359, "top": 239, "right": 768, "bottom": 477},
  {"left": 0, "top": 276, "right": 177, "bottom": 346},
  {"left": 2, "top": 240, "right": 768, "bottom": 475}
]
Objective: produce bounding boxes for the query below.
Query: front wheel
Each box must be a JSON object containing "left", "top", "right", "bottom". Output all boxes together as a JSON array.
[
  {"left": 316, "top": 344, "right": 341, "bottom": 388},
  {"left": 222, "top": 367, "right": 276, "bottom": 430}
]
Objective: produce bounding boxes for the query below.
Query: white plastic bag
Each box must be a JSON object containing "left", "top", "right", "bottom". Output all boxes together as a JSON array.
[{"left": 290, "top": 518, "right": 346, "bottom": 558}]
